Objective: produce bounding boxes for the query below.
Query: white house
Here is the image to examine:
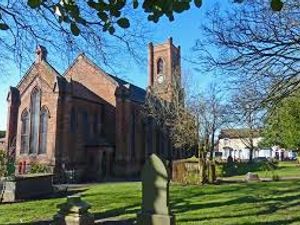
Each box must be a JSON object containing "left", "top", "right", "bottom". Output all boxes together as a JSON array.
[{"left": 217, "top": 129, "right": 296, "bottom": 161}]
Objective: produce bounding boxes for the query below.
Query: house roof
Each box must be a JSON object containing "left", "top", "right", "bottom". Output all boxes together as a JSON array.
[{"left": 219, "top": 128, "right": 261, "bottom": 139}]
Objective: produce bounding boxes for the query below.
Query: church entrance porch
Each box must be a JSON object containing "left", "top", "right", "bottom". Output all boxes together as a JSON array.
[{"left": 84, "top": 145, "right": 113, "bottom": 182}]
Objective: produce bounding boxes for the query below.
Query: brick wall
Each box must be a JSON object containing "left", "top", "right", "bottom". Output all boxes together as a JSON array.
[{"left": 15, "top": 61, "right": 60, "bottom": 172}]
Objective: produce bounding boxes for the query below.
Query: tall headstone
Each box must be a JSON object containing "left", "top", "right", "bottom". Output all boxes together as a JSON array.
[
  {"left": 137, "top": 153, "right": 175, "bottom": 225},
  {"left": 53, "top": 195, "right": 94, "bottom": 225}
]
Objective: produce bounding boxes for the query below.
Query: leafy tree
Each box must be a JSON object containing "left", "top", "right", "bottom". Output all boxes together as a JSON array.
[
  {"left": 0, "top": 0, "right": 205, "bottom": 70},
  {"left": 261, "top": 92, "right": 300, "bottom": 150},
  {"left": 0, "top": 0, "right": 289, "bottom": 71},
  {"left": 0, "top": 1, "right": 151, "bottom": 71},
  {"left": 23, "top": 0, "right": 204, "bottom": 36},
  {"left": 237, "top": 0, "right": 284, "bottom": 11},
  {"left": 0, "top": 0, "right": 285, "bottom": 34}
]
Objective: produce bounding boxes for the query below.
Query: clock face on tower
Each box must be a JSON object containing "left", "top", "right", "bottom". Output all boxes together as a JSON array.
[{"left": 157, "top": 74, "right": 164, "bottom": 84}]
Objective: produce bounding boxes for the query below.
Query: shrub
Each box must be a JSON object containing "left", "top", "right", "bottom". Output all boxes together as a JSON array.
[
  {"left": 30, "top": 162, "right": 49, "bottom": 174},
  {"left": 217, "top": 160, "right": 278, "bottom": 177},
  {"left": 0, "top": 149, "right": 7, "bottom": 177},
  {"left": 0, "top": 149, "right": 16, "bottom": 177}
]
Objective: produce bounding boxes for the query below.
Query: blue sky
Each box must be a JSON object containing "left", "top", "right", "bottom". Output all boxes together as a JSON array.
[{"left": 0, "top": 0, "right": 230, "bottom": 130}]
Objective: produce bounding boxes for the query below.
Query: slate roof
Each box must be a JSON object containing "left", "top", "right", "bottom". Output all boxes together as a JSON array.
[
  {"left": 107, "top": 74, "right": 146, "bottom": 104},
  {"left": 219, "top": 128, "right": 261, "bottom": 139}
]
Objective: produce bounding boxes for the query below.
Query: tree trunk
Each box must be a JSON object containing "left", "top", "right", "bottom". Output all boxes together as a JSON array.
[
  {"left": 207, "top": 159, "right": 216, "bottom": 184},
  {"left": 249, "top": 148, "right": 253, "bottom": 162},
  {"left": 199, "top": 152, "right": 208, "bottom": 185}
]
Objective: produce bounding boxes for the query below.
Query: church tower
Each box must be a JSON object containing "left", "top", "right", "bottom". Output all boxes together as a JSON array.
[{"left": 148, "top": 37, "right": 181, "bottom": 102}]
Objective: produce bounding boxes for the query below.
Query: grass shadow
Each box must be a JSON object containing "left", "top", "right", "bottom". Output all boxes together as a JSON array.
[
  {"left": 93, "top": 203, "right": 139, "bottom": 220},
  {"left": 95, "top": 218, "right": 135, "bottom": 225},
  {"left": 7, "top": 221, "right": 51, "bottom": 225}
]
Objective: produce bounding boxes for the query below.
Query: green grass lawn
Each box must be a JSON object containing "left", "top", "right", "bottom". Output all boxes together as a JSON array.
[
  {"left": 261, "top": 161, "right": 300, "bottom": 177},
  {"left": 227, "top": 161, "right": 300, "bottom": 179},
  {"left": 2, "top": 180, "right": 300, "bottom": 224}
]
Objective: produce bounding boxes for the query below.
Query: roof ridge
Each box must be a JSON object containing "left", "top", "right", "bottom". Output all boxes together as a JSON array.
[
  {"left": 106, "top": 72, "right": 145, "bottom": 90},
  {"left": 63, "top": 53, "right": 120, "bottom": 87},
  {"left": 16, "top": 60, "right": 61, "bottom": 89}
]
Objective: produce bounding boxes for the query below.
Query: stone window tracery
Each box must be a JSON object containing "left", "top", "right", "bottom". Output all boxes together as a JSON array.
[
  {"left": 29, "top": 87, "right": 41, "bottom": 154},
  {"left": 39, "top": 107, "right": 48, "bottom": 154},
  {"left": 20, "top": 109, "right": 29, "bottom": 154}
]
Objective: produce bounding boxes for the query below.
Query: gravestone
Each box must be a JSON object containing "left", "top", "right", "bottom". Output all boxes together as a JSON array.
[
  {"left": 0, "top": 174, "right": 53, "bottom": 203},
  {"left": 245, "top": 172, "right": 260, "bottom": 182},
  {"left": 53, "top": 195, "right": 94, "bottom": 225},
  {"left": 137, "top": 153, "right": 175, "bottom": 225}
]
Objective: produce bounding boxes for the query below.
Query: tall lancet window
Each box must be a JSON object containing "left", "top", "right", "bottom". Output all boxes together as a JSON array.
[
  {"left": 157, "top": 58, "right": 164, "bottom": 74},
  {"left": 39, "top": 107, "right": 48, "bottom": 154},
  {"left": 20, "top": 109, "right": 29, "bottom": 154},
  {"left": 29, "top": 88, "right": 41, "bottom": 154}
]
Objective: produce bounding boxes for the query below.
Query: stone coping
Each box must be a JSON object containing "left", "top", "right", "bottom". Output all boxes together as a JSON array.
[
  {"left": 1, "top": 173, "right": 53, "bottom": 182},
  {"left": 15, "top": 173, "right": 53, "bottom": 179}
]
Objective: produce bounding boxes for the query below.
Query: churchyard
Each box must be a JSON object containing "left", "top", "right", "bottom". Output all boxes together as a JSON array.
[
  {"left": 1, "top": 180, "right": 300, "bottom": 224},
  {"left": 0, "top": 1, "right": 300, "bottom": 225},
  {"left": 223, "top": 161, "right": 300, "bottom": 180},
  {"left": 1, "top": 154, "right": 300, "bottom": 224}
]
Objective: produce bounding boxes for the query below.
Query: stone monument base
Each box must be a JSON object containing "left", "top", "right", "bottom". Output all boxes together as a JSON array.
[
  {"left": 137, "top": 212, "right": 175, "bottom": 225},
  {"left": 53, "top": 195, "right": 94, "bottom": 225},
  {"left": 54, "top": 213, "right": 94, "bottom": 225}
]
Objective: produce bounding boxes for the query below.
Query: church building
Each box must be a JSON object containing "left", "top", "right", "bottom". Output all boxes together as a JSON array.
[{"left": 4, "top": 38, "right": 182, "bottom": 182}]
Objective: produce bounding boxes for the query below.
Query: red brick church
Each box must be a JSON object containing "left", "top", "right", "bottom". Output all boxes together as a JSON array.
[{"left": 4, "top": 38, "right": 181, "bottom": 182}]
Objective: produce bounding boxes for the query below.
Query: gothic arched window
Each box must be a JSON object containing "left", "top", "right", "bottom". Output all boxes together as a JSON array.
[
  {"left": 157, "top": 58, "right": 164, "bottom": 74},
  {"left": 20, "top": 109, "right": 29, "bottom": 154},
  {"left": 29, "top": 87, "right": 41, "bottom": 154},
  {"left": 39, "top": 107, "right": 48, "bottom": 154}
]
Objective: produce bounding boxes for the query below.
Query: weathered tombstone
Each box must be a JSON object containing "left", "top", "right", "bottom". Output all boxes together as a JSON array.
[
  {"left": 0, "top": 174, "right": 53, "bottom": 203},
  {"left": 53, "top": 195, "right": 94, "bottom": 225},
  {"left": 137, "top": 153, "right": 175, "bottom": 225},
  {"left": 245, "top": 172, "right": 260, "bottom": 182}
]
